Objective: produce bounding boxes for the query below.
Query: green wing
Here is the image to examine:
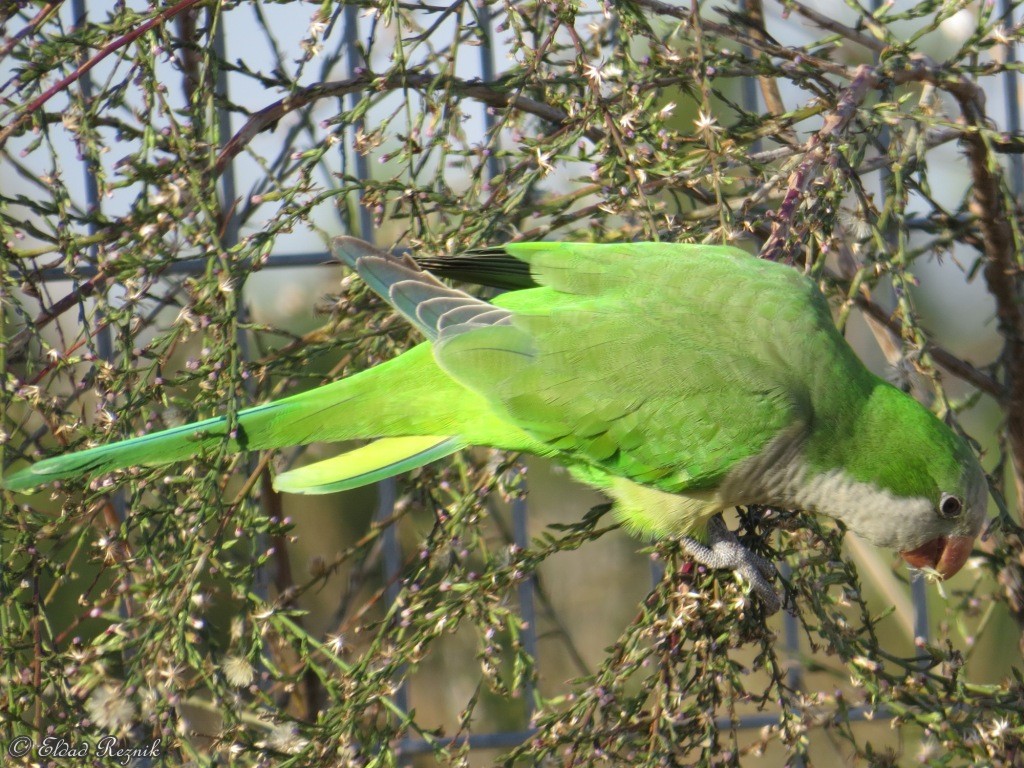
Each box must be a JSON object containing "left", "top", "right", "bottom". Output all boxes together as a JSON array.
[
  {"left": 434, "top": 242, "right": 817, "bottom": 493},
  {"left": 336, "top": 239, "right": 828, "bottom": 496}
]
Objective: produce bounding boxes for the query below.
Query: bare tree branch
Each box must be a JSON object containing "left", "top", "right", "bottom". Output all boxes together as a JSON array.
[{"left": 216, "top": 72, "right": 605, "bottom": 175}]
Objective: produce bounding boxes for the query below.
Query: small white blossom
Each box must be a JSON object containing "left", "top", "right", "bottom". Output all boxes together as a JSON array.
[
  {"left": 534, "top": 148, "right": 554, "bottom": 175},
  {"left": 223, "top": 655, "right": 255, "bottom": 687},
  {"left": 990, "top": 25, "right": 1013, "bottom": 46},
  {"left": 86, "top": 683, "right": 135, "bottom": 731},
  {"left": 851, "top": 655, "right": 881, "bottom": 673},
  {"left": 583, "top": 62, "right": 604, "bottom": 87},
  {"left": 265, "top": 723, "right": 309, "bottom": 755},
  {"left": 326, "top": 633, "right": 346, "bottom": 655},
  {"left": 694, "top": 109, "right": 720, "bottom": 142},
  {"left": 916, "top": 739, "right": 938, "bottom": 763},
  {"left": 149, "top": 179, "right": 186, "bottom": 207},
  {"left": 582, "top": 60, "right": 621, "bottom": 89},
  {"left": 309, "top": 15, "right": 328, "bottom": 37},
  {"left": 989, "top": 718, "right": 1011, "bottom": 740},
  {"left": 139, "top": 222, "right": 160, "bottom": 239},
  {"left": 301, "top": 39, "right": 324, "bottom": 57}
]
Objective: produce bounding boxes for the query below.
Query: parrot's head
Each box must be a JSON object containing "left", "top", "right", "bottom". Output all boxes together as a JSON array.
[
  {"left": 901, "top": 450, "right": 987, "bottom": 577},
  {"left": 896, "top": 447, "right": 988, "bottom": 580},
  {"left": 825, "top": 385, "right": 989, "bottom": 581}
]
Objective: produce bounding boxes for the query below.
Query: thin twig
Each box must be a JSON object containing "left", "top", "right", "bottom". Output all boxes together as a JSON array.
[
  {"left": 215, "top": 71, "right": 605, "bottom": 175},
  {"left": 850, "top": 292, "right": 1002, "bottom": 399},
  {"left": 0, "top": 0, "right": 63, "bottom": 62},
  {"left": 742, "top": 0, "right": 794, "bottom": 141},
  {"left": 944, "top": 70, "right": 1024, "bottom": 508},
  {"left": 8, "top": 268, "right": 108, "bottom": 359},
  {"left": 777, "top": 0, "right": 887, "bottom": 54},
  {"left": 632, "top": 0, "right": 852, "bottom": 78},
  {"left": 761, "top": 65, "right": 878, "bottom": 263},
  {"left": 261, "top": 470, "right": 324, "bottom": 720},
  {"left": 0, "top": 0, "right": 206, "bottom": 147}
]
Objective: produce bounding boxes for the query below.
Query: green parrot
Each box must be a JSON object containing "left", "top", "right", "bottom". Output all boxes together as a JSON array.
[{"left": 3, "top": 238, "right": 988, "bottom": 614}]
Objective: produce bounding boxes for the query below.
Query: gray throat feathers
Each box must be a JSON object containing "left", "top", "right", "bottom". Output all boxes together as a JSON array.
[{"left": 720, "top": 427, "right": 932, "bottom": 550}]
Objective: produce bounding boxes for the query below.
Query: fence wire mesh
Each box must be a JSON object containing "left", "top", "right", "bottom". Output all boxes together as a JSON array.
[{"left": 3, "top": 0, "right": 1024, "bottom": 765}]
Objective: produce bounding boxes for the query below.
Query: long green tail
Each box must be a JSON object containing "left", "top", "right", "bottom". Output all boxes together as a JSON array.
[{"left": 3, "top": 343, "right": 507, "bottom": 493}]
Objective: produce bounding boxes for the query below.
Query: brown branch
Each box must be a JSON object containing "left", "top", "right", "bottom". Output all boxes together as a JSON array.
[
  {"left": 8, "top": 268, "right": 108, "bottom": 358},
  {"left": 943, "top": 71, "right": 1024, "bottom": 509},
  {"left": 758, "top": 56, "right": 1000, "bottom": 264},
  {"left": 742, "top": 0, "right": 792, "bottom": 136},
  {"left": 779, "top": 0, "right": 887, "bottom": 54},
  {"left": 760, "top": 65, "right": 878, "bottom": 263},
  {"left": 215, "top": 72, "right": 604, "bottom": 175},
  {"left": 0, "top": 0, "right": 64, "bottom": 61},
  {"left": 631, "top": 0, "right": 851, "bottom": 78},
  {"left": 851, "top": 293, "right": 1002, "bottom": 399},
  {"left": 176, "top": 9, "right": 203, "bottom": 105},
  {"left": 0, "top": 0, "right": 206, "bottom": 148},
  {"left": 261, "top": 470, "right": 324, "bottom": 720}
]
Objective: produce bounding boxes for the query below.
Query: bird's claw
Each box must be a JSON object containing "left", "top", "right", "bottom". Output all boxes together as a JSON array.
[{"left": 680, "top": 514, "right": 781, "bottom": 614}]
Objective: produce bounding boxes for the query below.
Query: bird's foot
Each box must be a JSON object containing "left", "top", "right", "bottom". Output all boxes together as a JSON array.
[{"left": 680, "top": 514, "right": 780, "bottom": 615}]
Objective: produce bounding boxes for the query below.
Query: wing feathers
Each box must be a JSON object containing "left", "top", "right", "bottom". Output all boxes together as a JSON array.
[
  {"left": 332, "top": 237, "right": 511, "bottom": 342},
  {"left": 331, "top": 236, "right": 815, "bottom": 498},
  {"left": 414, "top": 248, "right": 536, "bottom": 290}
]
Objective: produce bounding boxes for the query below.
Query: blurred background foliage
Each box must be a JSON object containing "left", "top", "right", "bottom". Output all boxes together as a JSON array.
[{"left": 3, "top": 0, "right": 1024, "bottom": 764}]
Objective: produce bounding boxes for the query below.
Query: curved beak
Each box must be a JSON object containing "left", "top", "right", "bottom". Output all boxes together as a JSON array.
[{"left": 900, "top": 535, "right": 975, "bottom": 578}]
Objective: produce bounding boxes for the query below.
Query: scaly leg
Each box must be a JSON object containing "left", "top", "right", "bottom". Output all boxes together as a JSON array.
[{"left": 680, "top": 514, "right": 780, "bottom": 614}]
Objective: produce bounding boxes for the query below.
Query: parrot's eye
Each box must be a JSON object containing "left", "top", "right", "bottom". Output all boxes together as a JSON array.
[{"left": 939, "top": 493, "right": 963, "bottom": 519}]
